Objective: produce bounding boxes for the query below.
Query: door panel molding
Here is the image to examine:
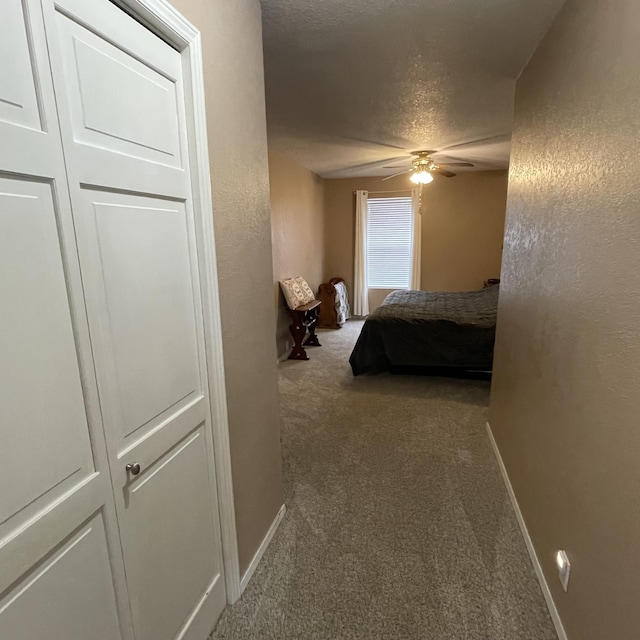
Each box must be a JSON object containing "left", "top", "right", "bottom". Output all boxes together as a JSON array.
[
  {"left": 116, "top": 396, "right": 207, "bottom": 475},
  {"left": 121, "top": 426, "right": 219, "bottom": 640},
  {"left": 0, "top": 176, "right": 95, "bottom": 530},
  {"left": 71, "top": 190, "right": 203, "bottom": 450},
  {"left": 0, "top": 511, "right": 123, "bottom": 640},
  {"left": 0, "top": 473, "right": 105, "bottom": 595},
  {"left": 0, "top": 0, "right": 43, "bottom": 131},
  {"left": 51, "top": 0, "right": 188, "bottom": 198}
]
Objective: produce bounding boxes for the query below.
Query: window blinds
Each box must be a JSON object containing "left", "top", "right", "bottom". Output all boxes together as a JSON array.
[{"left": 366, "top": 196, "right": 413, "bottom": 288}]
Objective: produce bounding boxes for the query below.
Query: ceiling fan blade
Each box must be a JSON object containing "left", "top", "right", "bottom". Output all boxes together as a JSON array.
[
  {"left": 381, "top": 169, "right": 413, "bottom": 181},
  {"left": 441, "top": 135, "right": 511, "bottom": 153},
  {"left": 434, "top": 168, "right": 456, "bottom": 178},
  {"left": 325, "top": 155, "right": 410, "bottom": 178},
  {"left": 383, "top": 164, "right": 411, "bottom": 169},
  {"left": 437, "top": 162, "right": 474, "bottom": 167},
  {"left": 343, "top": 137, "right": 409, "bottom": 151}
]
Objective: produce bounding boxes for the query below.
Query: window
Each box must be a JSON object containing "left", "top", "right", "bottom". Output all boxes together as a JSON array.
[{"left": 366, "top": 196, "right": 414, "bottom": 288}]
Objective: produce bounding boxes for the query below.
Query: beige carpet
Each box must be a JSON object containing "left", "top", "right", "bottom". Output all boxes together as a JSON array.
[{"left": 211, "top": 320, "right": 557, "bottom": 640}]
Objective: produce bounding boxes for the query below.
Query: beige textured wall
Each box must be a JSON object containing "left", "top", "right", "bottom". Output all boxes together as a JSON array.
[
  {"left": 168, "top": 0, "right": 283, "bottom": 574},
  {"left": 421, "top": 171, "right": 508, "bottom": 291},
  {"left": 324, "top": 171, "right": 508, "bottom": 308},
  {"left": 489, "top": 0, "right": 640, "bottom": 638},
  {"left": 368, "top": 288, "right": 395, "bottom": 311},
  {"left": 269, "top": 150, "right": 325, "bottom": 357}
]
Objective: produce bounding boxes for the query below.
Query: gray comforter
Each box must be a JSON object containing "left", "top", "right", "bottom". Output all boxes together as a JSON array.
[{"left": 349, "top": 286, "right": 499, "bottom": 375}]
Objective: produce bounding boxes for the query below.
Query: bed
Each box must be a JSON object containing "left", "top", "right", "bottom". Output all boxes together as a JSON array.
[{"left": 349, "top": 286, "right": 499, "bottom": 376}]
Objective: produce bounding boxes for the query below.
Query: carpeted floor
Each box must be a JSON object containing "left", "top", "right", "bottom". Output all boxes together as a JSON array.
[{"left": 210, "top": 320, "right": 557, "bottom": 640}]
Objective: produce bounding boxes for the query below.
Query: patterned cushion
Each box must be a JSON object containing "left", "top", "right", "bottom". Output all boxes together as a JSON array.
[
  {"left": 295, "top": 277, "right": 315, "bottom": 303},
  {"left": 280, "top": 277, "right": 314, "bottom": 309}
]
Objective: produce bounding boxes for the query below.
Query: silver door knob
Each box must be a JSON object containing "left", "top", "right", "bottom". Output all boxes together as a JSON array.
[{"left": 126, "top": 462, "right": 141, "bottom": 476}]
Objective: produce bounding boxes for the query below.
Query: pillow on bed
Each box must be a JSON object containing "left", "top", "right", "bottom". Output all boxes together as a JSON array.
[{"left": 280, "top": 277, "right": 314, "bottom": 309}]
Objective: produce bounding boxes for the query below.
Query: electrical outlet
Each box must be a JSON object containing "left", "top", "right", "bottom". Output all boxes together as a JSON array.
[{"left": 555, "top": 550, "right": 571, "bottom": 592}]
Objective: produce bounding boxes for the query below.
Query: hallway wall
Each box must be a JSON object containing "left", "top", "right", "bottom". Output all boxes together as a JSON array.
[
  {"left": 167, "top": 0, "right": 284, "bottom": 575},
  {"left": 489, "top": 0, "right": 640, "bottom": 638},
  {"left": 269, "top": 150, "right": 325, "bottom": 358}
]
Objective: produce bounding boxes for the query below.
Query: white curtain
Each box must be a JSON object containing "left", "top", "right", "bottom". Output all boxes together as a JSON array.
[
  {"left": 410, "top": 188, "right": 422, "bottom": 290},
  {"left": 353, "top": 189, "right": 369, "bottom": 316}
]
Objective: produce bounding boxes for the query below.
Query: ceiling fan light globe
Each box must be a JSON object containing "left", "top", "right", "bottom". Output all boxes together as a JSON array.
[{"left": 411, "top": 170, "right": 433, "bottom": 184}]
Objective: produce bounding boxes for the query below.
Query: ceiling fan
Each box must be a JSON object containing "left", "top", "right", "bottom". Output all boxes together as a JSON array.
[{"left": 381, "top": 150, "right": 473, "bottom": 183}]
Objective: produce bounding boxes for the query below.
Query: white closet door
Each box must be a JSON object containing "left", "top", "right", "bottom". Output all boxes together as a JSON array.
[
  {"left": 0, "top": 1, "right": 130, "bottom": 639},
  {"left": 41, "top": 1, "right": 227, "bottom": 639}
]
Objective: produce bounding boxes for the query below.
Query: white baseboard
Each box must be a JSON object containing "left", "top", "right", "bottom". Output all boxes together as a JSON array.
[
  {"left": 486, "top": 423, "right": 568, "bottom": 640},
  {"left": 239, "top": 504, "right": 286, "bottom": 593}
]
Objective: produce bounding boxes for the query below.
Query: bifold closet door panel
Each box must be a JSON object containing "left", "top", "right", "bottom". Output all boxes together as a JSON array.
[
  {"left": 0, "top": 177, "right": 95, "bottom": 519},
  {"left": 47, "top": 0, "right": 187, "bottom": 198},
  {"left": 0, "top": 1, "right": 129, "bottom": 639},
  {"left": 0, "top": 514, "right": 122, "bottom": 640},
  {"left": 41, "top": 0, "right": 228, "bottom": 637},
  {"left": 0, "top": 177, "right": 123, "bottom": 640}
]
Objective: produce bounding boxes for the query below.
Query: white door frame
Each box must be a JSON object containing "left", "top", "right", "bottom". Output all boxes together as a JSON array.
[{"left": 112, "top": 0, "right": 241, "bottom": 604}]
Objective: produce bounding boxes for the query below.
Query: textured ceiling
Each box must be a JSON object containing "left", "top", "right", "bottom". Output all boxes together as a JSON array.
[{"left": 261, "top": 0, "right": 566, "bottom": 178}]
